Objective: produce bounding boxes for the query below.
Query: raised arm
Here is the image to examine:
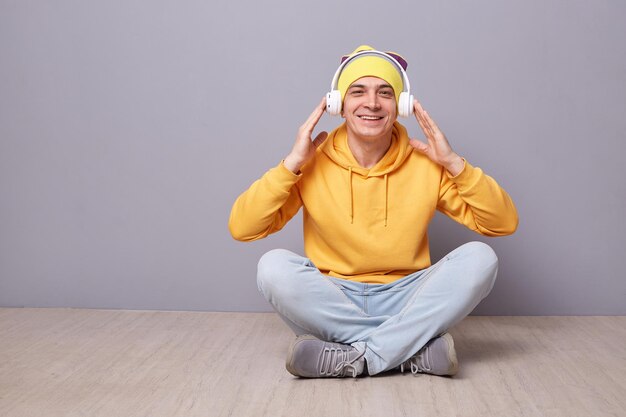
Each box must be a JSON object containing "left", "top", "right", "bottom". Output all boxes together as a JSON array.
[
  {"left": 228, "top": 98, "right": 329, "bottom": 241},
  {"left": 283, "top": 97, "right": 329, "bottom": 173},
  {"left": 409, "top": 98, "right": 518, "bottom": 236}
]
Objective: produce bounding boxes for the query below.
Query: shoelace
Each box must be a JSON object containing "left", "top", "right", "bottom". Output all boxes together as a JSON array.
[
  {"left": 399, "top": 347, "right": 432, "bottom": 375},
  {"left": 318, "top": 346, "right": 366, "bottom": 377}
]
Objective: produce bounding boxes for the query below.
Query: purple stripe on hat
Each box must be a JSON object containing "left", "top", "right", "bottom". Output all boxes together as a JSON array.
[{"left": 339, "top": 51, "right": 408, "bottom": 70}]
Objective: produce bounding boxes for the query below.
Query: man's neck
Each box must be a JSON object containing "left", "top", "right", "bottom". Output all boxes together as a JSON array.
[{"left": 347, "top": 133, "right": 393, "bottom": 169}]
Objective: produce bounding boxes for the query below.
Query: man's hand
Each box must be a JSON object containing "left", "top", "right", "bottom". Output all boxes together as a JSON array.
[
  {"left": 283, "top": 97, "right": 328, "bottom": 173},
  {"left": 409, "top": 99, "right": 465, "bottom": 176}
]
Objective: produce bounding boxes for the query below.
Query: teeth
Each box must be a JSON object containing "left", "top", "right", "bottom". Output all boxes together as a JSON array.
[{"left": 359, "top": 116, "right": 383, "bottom": 120}]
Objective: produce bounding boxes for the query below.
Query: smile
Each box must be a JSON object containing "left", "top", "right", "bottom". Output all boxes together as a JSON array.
[{"left": 357, "top": 115, "right": 384, "bottom": 120}]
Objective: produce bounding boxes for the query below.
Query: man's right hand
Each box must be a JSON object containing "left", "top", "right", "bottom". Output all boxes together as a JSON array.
[{"left": 283, "top": 97, "right": 328, "bottom": 173}]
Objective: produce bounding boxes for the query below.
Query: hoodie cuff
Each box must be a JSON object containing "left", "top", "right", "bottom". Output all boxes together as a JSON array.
[
  {"left": 446, "top": 159, "right": 481, "bottom": 189},
  {"left": 278, "top": 160, "right": 303, "bottom": 180},
  {"left": 446, "top": 158, "right": 467, "bottom": 179}
]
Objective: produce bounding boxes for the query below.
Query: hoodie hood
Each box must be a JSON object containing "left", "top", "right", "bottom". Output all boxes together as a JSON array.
[
  {"left": 320, "top": 121, "right": 413, "bottom": 177},
  {"left": 318, "top": 121, "right": 414, "bottom": 225}
]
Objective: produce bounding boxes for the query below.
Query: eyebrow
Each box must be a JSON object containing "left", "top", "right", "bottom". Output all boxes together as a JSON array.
[{"left": 348, "top": 83, "right": 394, "bottom": 90}]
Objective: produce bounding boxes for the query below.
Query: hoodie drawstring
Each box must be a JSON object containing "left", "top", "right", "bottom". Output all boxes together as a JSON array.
[
  {"left": 384, "top": 173, "right": 388, "bottom": 227},
  {"left": 348, "top": 167, "right": 354, "bottom": 224}
]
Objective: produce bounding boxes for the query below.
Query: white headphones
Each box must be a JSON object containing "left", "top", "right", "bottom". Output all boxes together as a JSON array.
[{"left": 326, "top": 49, "right": 414, "bottom": 118}]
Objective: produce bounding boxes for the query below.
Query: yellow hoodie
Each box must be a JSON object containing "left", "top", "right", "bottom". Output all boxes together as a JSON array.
[{"left": 229, "top": 122, "right": 518, "bottom": 284}]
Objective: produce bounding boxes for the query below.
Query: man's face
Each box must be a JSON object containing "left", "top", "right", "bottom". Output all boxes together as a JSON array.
[{"left": 342, "top": 76, "right": 397, "bottom": 142}]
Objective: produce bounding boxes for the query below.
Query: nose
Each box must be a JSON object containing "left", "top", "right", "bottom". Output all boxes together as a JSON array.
[{"left": 365, "top": 90, "right": 381, "bottom": 110}]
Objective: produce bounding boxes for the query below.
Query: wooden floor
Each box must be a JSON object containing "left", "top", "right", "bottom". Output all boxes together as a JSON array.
[{"left": 0, "top": 309, "right": 625, "bottom": 417}]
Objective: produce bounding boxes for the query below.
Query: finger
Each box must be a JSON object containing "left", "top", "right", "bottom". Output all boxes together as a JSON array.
[
  {"left": 412, "top": 98, "right": 424, "bottom": 121},
  {"left": 422, "top": 110, "right": 451, "bottom": 149},
  {"left": 414, "top": 100, "right": 435, "bottom": 138},
  {"left": 413, "top": 98, "right": 429, "bottom": 120},
  {"left": 412, "top": 99, "right": 429, "bottom": 128},
  {"left": 422, "top": 110, "right": 440, "bottom": 134},
  {"left": 409, "top": 138, "right": 429, "bottom": 154},
  {"left": 302, "top": 97, "right": 327, "bottom": 130},
  {"left": 414, "top": 98, "right": 425, "bottom": 113},
  {"left": 412, "top": 100, "right": 427, "bottom": 128},
  {"left": 413, "top": 105, "right": 434, "bottom": 140},
  {"left": 312, "top": 131, "right": 328, "bottom": 148}
]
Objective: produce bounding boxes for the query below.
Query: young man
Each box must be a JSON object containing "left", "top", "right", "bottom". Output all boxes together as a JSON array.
[{"left": 229, "top": 45, "right": 518, "bottom": 378}]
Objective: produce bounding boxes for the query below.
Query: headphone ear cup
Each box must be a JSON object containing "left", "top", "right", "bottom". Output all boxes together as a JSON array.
[
  {"left": 398, "top": 92, "right": 414, "bottom": 117},
  {"left": 326, "top": 90, "right": 342, "bottom": 116}
]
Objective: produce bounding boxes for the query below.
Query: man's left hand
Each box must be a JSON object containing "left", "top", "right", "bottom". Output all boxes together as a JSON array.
[{"left": 409, "top": 99, "right": 465, "bottom": 176}]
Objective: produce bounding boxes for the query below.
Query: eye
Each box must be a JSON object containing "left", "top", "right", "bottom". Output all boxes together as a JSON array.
[
  {"left": 379, "top": 89, "right": 394, "bottom": 97},
  {"left": 349, "top": 89, "right": 364, "bottom": 95}
]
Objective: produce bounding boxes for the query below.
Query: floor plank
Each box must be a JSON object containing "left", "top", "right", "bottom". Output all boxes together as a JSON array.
[{"left": 0, "top": 309, "right": 625, "bottom": 417}]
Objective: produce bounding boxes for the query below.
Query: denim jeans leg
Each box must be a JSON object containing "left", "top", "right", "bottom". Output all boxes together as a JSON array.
[
  {"left": 257, "top": 248, "right": 387, "bottom": 344},
  {"left": 352, "top": 241, "right": 499, "bottom": 375}
]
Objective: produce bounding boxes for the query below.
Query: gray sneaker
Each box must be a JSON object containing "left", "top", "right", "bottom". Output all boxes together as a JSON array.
[
  {"left": 286, "top": 335, "right": 366, "bottom": 378},
  {"left": 399, "top": 333, "right": 458, "bottom": 376}
]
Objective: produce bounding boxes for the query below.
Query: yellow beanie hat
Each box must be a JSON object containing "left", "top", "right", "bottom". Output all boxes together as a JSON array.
[{"left": 337, "top": 45, "right": 405, "bottom": 103}]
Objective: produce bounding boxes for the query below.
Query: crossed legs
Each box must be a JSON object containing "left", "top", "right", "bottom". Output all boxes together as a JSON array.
[{"left": 256, "top": 241, "right": 498, "bottom": 375}]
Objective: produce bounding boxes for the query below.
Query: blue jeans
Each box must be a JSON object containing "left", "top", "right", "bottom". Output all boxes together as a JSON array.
[{"left": 256, "top": 241, "right": 498, "bottom": 375}]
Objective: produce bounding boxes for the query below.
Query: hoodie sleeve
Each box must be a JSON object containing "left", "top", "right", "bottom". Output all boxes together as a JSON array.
[
  {"left": 437, "top": 160, "right": 519, "bottom": 236},
  {"left": 228, "top": 161, "right": 304, "bottom": 242}
]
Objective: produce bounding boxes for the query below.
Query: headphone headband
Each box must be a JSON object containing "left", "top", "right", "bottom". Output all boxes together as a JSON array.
[{"left": 329, "top": 50, "right": 411, "bottom": 95}]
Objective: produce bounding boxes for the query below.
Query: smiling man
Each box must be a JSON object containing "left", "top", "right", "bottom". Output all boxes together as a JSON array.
[{"left": 229, "top": 45, "right": 518, "bottom": 378}]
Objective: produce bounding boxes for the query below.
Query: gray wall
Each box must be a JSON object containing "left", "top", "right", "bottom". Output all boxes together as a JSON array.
[{"left": 1, "top": 0, "right": 625, "bottom": 314}]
